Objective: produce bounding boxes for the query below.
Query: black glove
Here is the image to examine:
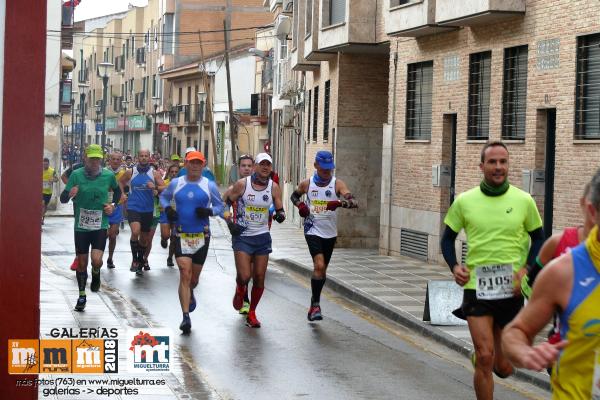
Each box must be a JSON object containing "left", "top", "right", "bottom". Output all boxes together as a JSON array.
[
  {"left": 195, "top": 207, "right": 213, "bottom": 218},
  {"left": 273, "top": 209, "right": 286, "bottom": 224},
  {"left": 165, "top": 206, "right": 178, "bottom": 223},
  {"left": 227, "top": 220, "right": 243, "bottom": 236}
]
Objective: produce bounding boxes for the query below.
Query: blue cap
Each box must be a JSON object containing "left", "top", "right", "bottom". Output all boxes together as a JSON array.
[{"left": 315, "top": 150, "right": 335, "bottom": 170}]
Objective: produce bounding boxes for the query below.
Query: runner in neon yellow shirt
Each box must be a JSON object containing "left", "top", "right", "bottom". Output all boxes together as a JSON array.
[
  {"left": 42, "top": 157, "right": 58, "bottom": 225},
  {"left": 440, "top": 141, "right": 543, "bottom": 400}
]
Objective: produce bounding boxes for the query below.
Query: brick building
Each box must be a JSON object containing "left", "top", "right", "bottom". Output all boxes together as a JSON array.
[{"left": 382, "top": 0, "right": 600, "bottom": 263}]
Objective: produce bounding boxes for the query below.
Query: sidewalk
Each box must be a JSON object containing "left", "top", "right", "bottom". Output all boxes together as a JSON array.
[
  {"left": 268, "top": 222, "right": 551, "bottom": 391},
  {"left": 38, "top": 255, "right": 220, "bottom": 399}
]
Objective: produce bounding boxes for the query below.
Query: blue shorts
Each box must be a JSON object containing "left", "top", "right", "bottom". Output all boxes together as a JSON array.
[
  {"left": 108, "top": 204, "right": 123, "bottom": 225},
  {"left": 232, "top": 232, "right": 272, "bottom": 256},
  {"left": 159, "top": 210, "right": 169, "bottom": 224}
]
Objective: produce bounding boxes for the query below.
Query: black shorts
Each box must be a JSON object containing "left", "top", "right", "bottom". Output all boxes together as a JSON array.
[
  {"left": 175, "top": 235, "right": 211, "bottom": 265},
  {"left": 74, "top": 230, "right": 108, "bottom": 255},
  {"left": 453, "top": 289, "right": 523, "bottom": 328},
  {"left": 304, "top": 235, "right": 337, "bottom": 265},
  {"left": 127, "top": 210, "right": 154, "bottom": 232},
  {"left": 42, "top": 194, "right": 52, "bottom": 206}
]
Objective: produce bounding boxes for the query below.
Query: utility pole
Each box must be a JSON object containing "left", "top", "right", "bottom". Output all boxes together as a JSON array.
[
  {"left": 197, "top": 31, "right": 218, "bottom": 166},
  {"left": 223, "top": 19, "right": 237, "bottom": 170}
]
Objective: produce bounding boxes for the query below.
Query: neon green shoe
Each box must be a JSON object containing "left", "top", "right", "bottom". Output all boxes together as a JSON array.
[{"left": 239, "top": 301, "right": 250, "bottom": 315}]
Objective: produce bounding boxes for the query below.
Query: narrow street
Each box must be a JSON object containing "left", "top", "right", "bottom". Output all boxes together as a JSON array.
[{"left": 40, "top": 216, "right": 547, "bottom": 400}]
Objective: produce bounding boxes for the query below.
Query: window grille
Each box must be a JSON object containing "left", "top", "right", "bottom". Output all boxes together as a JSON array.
[
  {"left": 575, "top": 34, "right": 600, "bottom": 139},
  {"left": 467, "top": 51, "right": 491, "bottom": 140},
  {"left": 406, "top": 61, "right": 433, "bottom": 140},
  {"left": 502, "top": 45, "right": 528, "bottom": 140}
]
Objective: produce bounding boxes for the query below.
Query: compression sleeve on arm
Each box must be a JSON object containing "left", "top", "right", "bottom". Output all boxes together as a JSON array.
[
  {"left": 60, "top": 190, "right": 70, "bottom": 203},
  {"left": 526, "top": 227, "right": 545, "bottom": 272},
  {"left": 441, "top": 225, "right": 459, "bottom": 272},
  {"left": 111, "top": 186, "right": 122, "bottom": 205}
]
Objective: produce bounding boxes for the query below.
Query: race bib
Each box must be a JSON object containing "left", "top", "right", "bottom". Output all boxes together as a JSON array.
[
  {"left": 78, "top": 208, "right": 103, "bottom": 230},
  {"left": 592, "top": 349, "right": 600, "bottom": 399},
  {"left": 43, "top": 181, "right": 52, "bottom": 190},
  {"left": 475, "top": 264, "right": 513, "bottom": 300},
  {"left": 310, "top": 200, "right": 328, "bottom": 215},
  {"left": 180, "top": 233, "right": 205, "bottom": 255},
  {"left": 244, "top": 206, "right": 268, "bottom": 224}
]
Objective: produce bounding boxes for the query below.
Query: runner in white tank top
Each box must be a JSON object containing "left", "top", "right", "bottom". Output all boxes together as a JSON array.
[
  {"left": 224, "top": 153, "right": 286, "bottom": 328},
  {"left": 290, "top": 150, "right": 358, "bottom": 322}
]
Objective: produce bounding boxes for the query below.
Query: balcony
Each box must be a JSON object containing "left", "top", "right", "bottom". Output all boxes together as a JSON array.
[
  {"left": 291, "top": 0, "right": 320, "bottom": 71},
  {"left": 59, "top": 80, "right": 73, "bottom": 112},
  {"left": 61, "top": 3, "right": 74, "bottom": 49},
  {"left": 436, "top": 0, "right": 525, "bottom": 27},
  {"left": 386, "top": 0, "right": 456, "bottom": 37},
  {"left": 250, "top": 93, "right": 269, "bottom": 124}
]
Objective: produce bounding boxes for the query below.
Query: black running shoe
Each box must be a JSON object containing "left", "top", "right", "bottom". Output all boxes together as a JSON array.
[
  {"left": 143, "top": 261, "right": 150, "bottom": 271},
  {"left": 74, "top": 296, "right": 87, "bottom": 311},
  {"left": 107, "top": 259, "right": 115, "bottom": 269},
  {"left": 189, "top": 290, "right": 196, "bottom": 313},
  {"left": 160, "top": 238, "right": 168, "bottom": 249},
  {"left": 179, "top": 315, "right": 192, "bottom": 334},
  {"left": 90, "top": 273, "right": 101, "bottom": 292},
  {"left": 135, "top": 265, "right": 144, "bottom": 276},
  {"left": 167, "top": 258, "right": 174, "bottom": 267},
  {"left": 130, "top": 262, "right": 138, "bottom": 272}
]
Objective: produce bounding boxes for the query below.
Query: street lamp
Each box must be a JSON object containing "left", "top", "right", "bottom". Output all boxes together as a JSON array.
[
  {"left": 98, "top": 62, "right": 114, "bottom": 149},
  {"left": 70, "top": 88, "right": 78, "bottom": 164},
  {"left": 197, "top": 91, "right": 207, "bottom": 153},
  {"left": 94, "top": 104, "right": 102, "bottom": 144},
  {"left": 121, "top": 98, "right": 129, "bottom": 153},
  {"left": 78, "top": 83, "right": 89, "bottom": 150},
  {"left": 152, "top": 96, "right": 160, "bottom": 155}
]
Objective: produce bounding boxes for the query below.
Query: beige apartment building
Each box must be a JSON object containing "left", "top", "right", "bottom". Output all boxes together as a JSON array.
[
  {"left": 382, "top": 0, "right": 600, "bottom": 262},
  {"left": 72, "top": 0, "right": 270, "bottom": 157}
]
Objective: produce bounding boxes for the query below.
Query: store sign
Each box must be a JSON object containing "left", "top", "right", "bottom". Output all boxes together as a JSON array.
[
  {"left": 158, "top": 123, "right": 170, "bottom": 133},
  {"left": 105, "top": 116, "right": 149, "bottom": 131}
]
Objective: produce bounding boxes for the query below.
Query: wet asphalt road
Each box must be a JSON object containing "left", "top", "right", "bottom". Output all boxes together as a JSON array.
[{"left": 41, "top": 217, "right": 543, "bottom": 400}]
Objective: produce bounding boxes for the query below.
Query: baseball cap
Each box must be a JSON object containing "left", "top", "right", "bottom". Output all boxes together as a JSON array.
[
  {"left": 185, "top": 151, "right": 206, "bottom": 162},
  {"left": 185, "top": 146, "right": 196, "bottom": 155},
  {"left": 255, "top": 153, "right": 272, "bottom": 164},
  {"left": 171, "top": 154, "right": 181, "bottom": 161},
  {"left": 85, "top": 144, "right": 104, "bottom": 159},
  {"left": 315, "top": 150, "right": 335, "bottom": 170}
]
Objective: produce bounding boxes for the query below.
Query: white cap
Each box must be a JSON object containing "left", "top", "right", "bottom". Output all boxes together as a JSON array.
[
  {"left": 255, "top": 153, "right": 272, "bottom": 164},
  {"left": 185, "top": 146, "right": 196, "bottom": 154}
]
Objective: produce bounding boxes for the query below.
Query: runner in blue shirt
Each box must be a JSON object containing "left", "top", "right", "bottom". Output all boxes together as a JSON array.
[{"left": 160, "top": 151, "right": 224, "bottom": 333}]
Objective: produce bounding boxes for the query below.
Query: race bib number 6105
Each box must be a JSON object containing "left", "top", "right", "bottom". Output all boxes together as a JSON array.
[{"left": 476, "top": 264, "right": 513, "bottom": 300}]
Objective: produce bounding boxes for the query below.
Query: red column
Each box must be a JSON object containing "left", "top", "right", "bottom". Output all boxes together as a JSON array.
[{"left": 0, "top": 1, "right": 47, "bottom": 398}]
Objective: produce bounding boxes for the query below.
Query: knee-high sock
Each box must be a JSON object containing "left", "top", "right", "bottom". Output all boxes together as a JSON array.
[
  {"left": 137, "top": 245, "right": 146, "bottom": 263},
  {"left": 249, "top": 286, "right": 264, "bottom": 312},
  {"left": 130, "top": 240, "right": 139, "bottom": 260},
  {"left": 76, "top": 271, "right": 88, "bottom": 296},
  {"left": 311, "top": 277, "right": 326, "bottom": 305}
]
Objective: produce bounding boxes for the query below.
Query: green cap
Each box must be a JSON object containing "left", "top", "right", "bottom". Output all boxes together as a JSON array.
[
  {"left": 171, "top": 154, "right": 181, "bottom": 161},
  {"left": 86, "top": 144, "right": 104, "bottom": 159}
]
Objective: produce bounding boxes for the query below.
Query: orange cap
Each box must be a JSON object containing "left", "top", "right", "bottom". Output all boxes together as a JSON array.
[{"left": 185, "top": 151, "right": 206, "bottom": 162}]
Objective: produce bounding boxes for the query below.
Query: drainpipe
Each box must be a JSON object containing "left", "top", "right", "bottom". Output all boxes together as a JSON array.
[{"left": 386, "top": 43, "right": 399, "bottom": 255}]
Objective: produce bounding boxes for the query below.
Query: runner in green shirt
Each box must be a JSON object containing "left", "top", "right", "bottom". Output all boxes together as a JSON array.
[
  {"left": 60, "top": 144, "right": 121, "bottom": 311},
  {"left": 440, "top": 141, "right": 544, "bottom": 400}
]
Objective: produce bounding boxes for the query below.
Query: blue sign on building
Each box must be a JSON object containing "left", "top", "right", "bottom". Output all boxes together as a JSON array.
[
  {"left": 95, "top": 123, "right": 104, "bottom": 132},
  {"left": 74, "top": 123, "right": 87, "bottom": 134}
]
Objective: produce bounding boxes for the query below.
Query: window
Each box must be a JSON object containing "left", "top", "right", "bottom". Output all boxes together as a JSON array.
[
  {"left": 307, "top": 89, "right": 312, "bottom": 140},
  {"left": 323, "top": 80, "right": 330, "bottom": 142},
  {"left": 576, "top": 34, "right": 600, "bottom": 139},
  {"left": 152, "top": 74, "right": 156, "bottom": 96},
  {"left": 305, "top": 0, "right": 313, "bottom": 36},
  {"left": 502, "top": 45, "right": 528, "bottom": 139},
  {"left": 187, "top": 86, "right": 191, "bottom": 105},
  {"left": 326, "top": 0, "right": 346, "bottom": 26},
  {"left": 178, "top": 87, "right": 183, "bottom": 105},
  {"left": 390, "top": 0, "right": 410, "bottom": 7},
  {"left": 162, "top": 14, "right": 175, "bottom": 55},
  {"left": 405, "top": 61, "right": 433, "bottom": 140},
  {"left": 467, "top": 51, "right": 491, "bottom": 140},
  {"left": 313, "top": 86, "right": 319, "bottom": 142}
]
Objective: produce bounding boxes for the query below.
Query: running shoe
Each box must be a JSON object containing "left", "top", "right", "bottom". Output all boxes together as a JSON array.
[
  {"left": 135, "top": 266, "right": 144, "bottom": 276},
  {"left": 74, "top": 296, "right": 87, "bottom": 311},
  {"left": 233, "top": 286, "right": 246, "bottom": 310},
  {"left": 189, "top": 290, "right": 197, "bottom": 313},
  {"left": 107, "top": 259, "right": 115, "bottom": 269},
  {"left": 179, "top": 315, "right": 192, "bottom": 334},
  {"left": 90, "top": 272, "right": 101, "bottom": 292},
  {"left": 143, "top": 261, "right": 151, "bottom": 271},
  {"left": 130, "top": 261, "right": 138, "bottom": 272},
  {"left": 246, "top": 311, "right": 261, "bottom": 328},
  {"left": 307, "top": 305, "right": 323, "bottom": 321},
  {"left": 167, "top": 258, "right": 174, "bottom": 267},
  {"left": 70, "top": 258, "right": 78, "bottom": 271},
  {"left": 160, "top": 238, "right": 168, "bottom": 249},
  {"left": 239, "top": 301, "right": 250, "bottom": 315}
]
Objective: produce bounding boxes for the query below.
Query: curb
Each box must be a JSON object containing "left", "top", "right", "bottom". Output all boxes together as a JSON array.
[{"left": 273, "top": 257, "right": 551, "bottom": 392}]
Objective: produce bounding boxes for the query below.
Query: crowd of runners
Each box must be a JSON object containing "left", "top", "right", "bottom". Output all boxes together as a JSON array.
[{"left": 44, "top": 140, "right": 600, "bottom": 399}]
